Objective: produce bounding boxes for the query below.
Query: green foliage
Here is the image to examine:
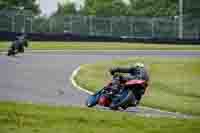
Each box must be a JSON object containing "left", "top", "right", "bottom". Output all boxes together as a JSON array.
[
  {"left": 32, "top": 16, "right": 50, "bottom": 33},
  {"left": 184, "top": 0, "right": 200, "bottom": 17},
  {"left": 52, "top": 0, "right": 199, "bottom": 17},
  {"left": 0, "top": 101, "right": 200, "bottom": 133},
  {"left": 0, "top": 0, "right": 40, "bottom": 14},
  {"left": 53, "top": 0, "right": 179, "bottom": 17},
  {"left": 52, "top": 1, "right": 77, "bottom": 16},
  {"left": 29, "top": 0, "right": 199, "bottom": 33},
  {"left": 82, "top": 0, "right": 128, "bottom": 16},
  {"left": 128, "top": 0, "right": 178, "bottom": 17}
]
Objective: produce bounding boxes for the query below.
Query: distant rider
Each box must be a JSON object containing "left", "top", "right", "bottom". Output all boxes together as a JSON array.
[{"left": 8, "top": 34, "right": 29, "bottom": 55}]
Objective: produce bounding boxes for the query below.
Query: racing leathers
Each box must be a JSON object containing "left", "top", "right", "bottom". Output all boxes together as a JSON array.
[{"left": 109, "top": 66, "right": 150, "bottom": 105}]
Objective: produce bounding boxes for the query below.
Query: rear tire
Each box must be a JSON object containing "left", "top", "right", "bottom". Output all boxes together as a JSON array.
[{"left": 7, "top": 49, "right": 15, "bottom": 56}]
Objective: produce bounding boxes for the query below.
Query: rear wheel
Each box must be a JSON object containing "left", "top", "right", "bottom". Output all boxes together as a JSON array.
[{"left": 7, "top": 49, "right": 15, "bottom": 56}]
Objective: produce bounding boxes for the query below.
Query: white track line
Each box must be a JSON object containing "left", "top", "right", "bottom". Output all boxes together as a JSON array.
[
  {"left": 1, "top": 50, "right": 195, "bottom": 118},
  {"left": 1, "top": 49, "right": 200, "bottom": 54},
  {"left": 70, "top": 65, "right": 195, "bottom": 118},
  {"left": 70, "top": 66, "right": 94, "bottom": 95}
]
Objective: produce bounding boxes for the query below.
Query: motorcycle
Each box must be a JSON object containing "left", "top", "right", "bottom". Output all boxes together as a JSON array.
[
  {"left": 7, "top": 38, "right": 28, "bottom": 56},
  {"left": 86, "top": 74, "right": 147, "bottom": 110}
]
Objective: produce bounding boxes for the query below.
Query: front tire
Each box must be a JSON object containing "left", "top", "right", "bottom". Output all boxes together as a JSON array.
[
  {"left": 86, "top": 95, "right": 97, "bottom": 107},
  {"left": 7, "top": 49, "right": 15, "bottom": 56},
  {"left": 86, "top": 92, "right": 102, "bottom": 107}
]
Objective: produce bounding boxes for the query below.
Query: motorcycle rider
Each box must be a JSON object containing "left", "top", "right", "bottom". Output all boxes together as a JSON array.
[
  {"left": 86, "top": 62, "right": 150, "bottom": 108},
  {"left": 109, "top": 62, "right": 150, "bottom": 106},
  {"left": 8, "top": 34, "right": 28, "bottom": 56}
]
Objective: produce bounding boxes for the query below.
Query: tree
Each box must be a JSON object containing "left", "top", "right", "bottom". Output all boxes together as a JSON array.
[
  {"left": 0, "top": 0, "right": 40, "bottom": 14},
  {"left": 128, "top": 0, "right": 178, "bottom": 17},
  {"left": 45, "top": 1, "right": 78, "bottom": 33},
  {"left": 110, "top": 0, "right": 129, "bottom": 16},
  {"left": 82, "top": 0, "right": 128, "bottom": 16},
  {"left": 184, "top": 0, "right": 200, "bottom": 17},
  {"left": 53, "top": 1, "right": 77, "bottom": 16},
  {"left": 81, "top": 0, "right": 179, "bottom": 17},
  {"left": 32, "top": 16, "right": 50, "bottom": 32}
]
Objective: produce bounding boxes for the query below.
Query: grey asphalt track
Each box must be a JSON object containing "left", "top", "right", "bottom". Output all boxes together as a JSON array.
[{"left": 0, "top": 51, "right": 199, "bottom": 118}]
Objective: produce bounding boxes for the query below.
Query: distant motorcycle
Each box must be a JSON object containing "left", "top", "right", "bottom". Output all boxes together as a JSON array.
[
  {"left": 7, "top": 35, "right": 28, "bottom": 56},
  {"left": 7, "top": 46, "right": 17, "bottom": 56},
  {"left": 86, "top": 74, "right": 147, "bottom": 110}
]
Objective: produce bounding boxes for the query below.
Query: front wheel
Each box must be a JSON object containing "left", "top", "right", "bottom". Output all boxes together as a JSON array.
[
  {"left": 7, "top": 49, "right": 15, "bottom": 56},
  {"left": 86, "top": 91, "right": 102, "bottom": 107},
  {"left": 86, "top": 95, "right": 97, "bottom": 107}
]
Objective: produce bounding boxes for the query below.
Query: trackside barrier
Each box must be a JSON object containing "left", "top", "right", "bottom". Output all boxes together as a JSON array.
[{"left": 0, "top": 31, "right": 199, "bottom": 44}]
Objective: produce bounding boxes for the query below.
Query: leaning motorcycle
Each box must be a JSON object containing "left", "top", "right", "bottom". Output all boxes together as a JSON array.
[{"left": 86, "top": 74, "right": 147, "bottom": 110}]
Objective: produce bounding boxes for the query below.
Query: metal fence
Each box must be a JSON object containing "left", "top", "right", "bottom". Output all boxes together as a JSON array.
[
  {"left": 0, "top": 10, "right": 199, "bottom": 39},
  {"left": 63, "top": 16, "right": 200, "bottom": 39},
  {"left": 0, "top": 10, "right": 32, "bottom": 33}
]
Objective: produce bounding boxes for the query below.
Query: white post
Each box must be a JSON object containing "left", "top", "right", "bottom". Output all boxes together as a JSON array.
[
  {"left": 179, "top": 0, "right": 183, "bottom": 39},
  {"left": 110, "top": 17, "right": 113, "bottom": 36},
  {"left": 151, "top": 18, "right": 155, "bottom": 38},
  {"left": 30, "top": 17, "right": 32, "bottom": 33},
  {"left": 195, "top": 30, "right": 198, "bottom": 40},
  {"left": 11, "top": 15, "right": 15, "bottom": 32},
  {"left": 50, "top": 19, "right": 53, "bottom": 32},
  {"left": 23, "top": 14, "right": 26, "bottom": 33},
  {"left": 89, "top": 16, "right": 93, "bottom": 36},
  {"left": 130, "top": 17, "right": 133, "bottom": 37},
  {"left": 54, "top": 18, "right": 56, "bottom": 32},
  {"left": 70, "top": 16, "right": 73, "bottom": 33}
]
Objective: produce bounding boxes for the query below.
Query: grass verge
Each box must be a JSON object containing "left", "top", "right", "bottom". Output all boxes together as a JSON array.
[
  {"left": 0, "top": 41, "right": 200, "bottom": 51},
  {"left": 0, "top": 101, "right": 199, "bottom": 133},
  {"left": 74, "top": 57, "right": 200, "bottom": 115}
]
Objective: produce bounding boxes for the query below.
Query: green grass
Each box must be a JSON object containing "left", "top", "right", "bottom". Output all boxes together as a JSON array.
[
  {"left": 0, "top": 101, "right": 199, "bottom": 133},
  {"left": 0, "top": 41, "right": 200, "bottom": 51},
  {"left": 74, "top": 57, "right": 200, "bottom": 115}
]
